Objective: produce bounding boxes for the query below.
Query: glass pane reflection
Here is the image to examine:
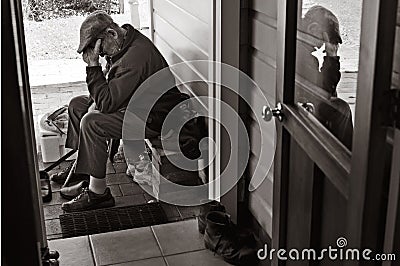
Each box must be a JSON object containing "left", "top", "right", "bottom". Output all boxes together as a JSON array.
[{"left": 295, "top": 0, "right": 362, "bottom": 151}]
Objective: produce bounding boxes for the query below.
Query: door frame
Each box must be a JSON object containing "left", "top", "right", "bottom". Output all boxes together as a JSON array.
[
  {"left": 273, "top": 0, "right": 399, "bottom": 265},
  {"left": 3, "top": 0, "right": 47, "bottom": 264},
  {"left": 208, "top": 0, "right": 241, "bottom": 223},
  {"left": 347, "top": 0, "right": 399, "bottom": 252}
]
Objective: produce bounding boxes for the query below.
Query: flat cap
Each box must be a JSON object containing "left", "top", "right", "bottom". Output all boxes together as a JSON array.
[{"left": 77, "top": 11, "right": 114, "bottom": 53}]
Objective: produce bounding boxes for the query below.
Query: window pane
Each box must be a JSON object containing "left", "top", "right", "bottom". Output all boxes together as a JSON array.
[{"left": 295, "top": 0, "right": 362, "bottom": 151}]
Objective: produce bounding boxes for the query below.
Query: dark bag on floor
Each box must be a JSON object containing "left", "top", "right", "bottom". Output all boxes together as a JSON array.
[{"left": 147, "top": 92, "right": 205, "bottom": 159}]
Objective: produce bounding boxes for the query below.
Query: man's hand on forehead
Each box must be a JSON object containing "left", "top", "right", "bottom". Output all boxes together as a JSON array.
[
  {"left": 83, "top": 39, "right": 102, "bottom": 67},
  {"left": 322, "top": 32, "right": 339, "bottom": 57}
]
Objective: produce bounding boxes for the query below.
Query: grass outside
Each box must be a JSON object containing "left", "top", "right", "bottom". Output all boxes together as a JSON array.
[
  {"left": 303, "top": 0, "right": 363, "bottom": 71},
  {"left": 24, "top": 11, "right": 134, "bottom": 62},
  {"left": 23, "top": 0, "right": 362, "bottom": 69},
  {"left": 24, "top": 0, "right": 362, "bottom": 63}
]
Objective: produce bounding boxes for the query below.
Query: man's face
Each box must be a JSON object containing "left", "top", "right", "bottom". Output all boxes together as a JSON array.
[
  {"left": 93, "top": 29, "right": 119, "bottom": 57},
  {"left": 301, "top": 21, "right": 326, "bottom": 48}
]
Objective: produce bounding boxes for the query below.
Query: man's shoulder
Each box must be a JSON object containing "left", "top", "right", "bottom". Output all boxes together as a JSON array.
[
  {"left": 330, "top": 97, "right": 351, "bottom": 109},
  {"left": 120, "top": 36, "right": 162, "bottom": 67}
]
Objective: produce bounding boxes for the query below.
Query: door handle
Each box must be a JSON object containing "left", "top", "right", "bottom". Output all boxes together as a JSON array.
[
  {"left": 262, "top": 102, "right": 284, "bottom": 122},
  {"left": 297, "top": 102, "right": 315, "bottom": 113}
]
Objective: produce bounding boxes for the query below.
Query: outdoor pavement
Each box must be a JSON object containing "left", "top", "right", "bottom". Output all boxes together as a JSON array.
[
  {"left": 49, "top": 219, "right": 231, "bottom": 266},
  {"left": 28, "top": 59, "right": 87, "bottom": 87}
]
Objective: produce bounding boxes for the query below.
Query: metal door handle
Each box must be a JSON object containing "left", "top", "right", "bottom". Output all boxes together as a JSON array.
[
  {"left": 297, "top": 102, "right": 315, "bottom": 113},
  {"left": 262, "top": 102, "right": 284, "bottom": 122}
]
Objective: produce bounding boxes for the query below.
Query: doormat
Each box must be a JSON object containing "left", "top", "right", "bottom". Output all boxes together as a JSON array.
[{"left": 59, "top": 202, "right": 168, "bottom": 238}]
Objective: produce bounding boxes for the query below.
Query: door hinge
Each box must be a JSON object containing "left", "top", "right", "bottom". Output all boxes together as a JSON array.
[{"left": 388, "top": 89, "right": 400, "bottom": 129}]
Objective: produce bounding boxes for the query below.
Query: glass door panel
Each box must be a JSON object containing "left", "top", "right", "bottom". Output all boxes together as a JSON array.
[{"left": 295, "top": 0, "right": 363, "bottom": 151}]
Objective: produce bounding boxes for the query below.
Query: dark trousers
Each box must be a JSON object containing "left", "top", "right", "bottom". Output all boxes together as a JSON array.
[
  {"left": 65, "top": 95, "right": 125, "bottom": 178},
  {"left": 66, "top": 95, "right": 160, "bottom": 178}
]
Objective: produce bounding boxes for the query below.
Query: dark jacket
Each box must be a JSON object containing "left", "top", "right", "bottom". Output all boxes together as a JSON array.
[
  {"left": 86, "top": 24, "right": 179, "bottom": 114},
  {"left": 296, "top": 42, "right": 353, "bottom": 149},
  {"left": 85, "top": 25, "right": 201, "bottom": 156},
  {"left": 297, "top": 43, "right": 341, "bottom": 96}
]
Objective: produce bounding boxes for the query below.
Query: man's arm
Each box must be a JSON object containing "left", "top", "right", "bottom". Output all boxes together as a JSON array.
[
  {"left": 86, "top": 66, "right": 141, "bottom": 113},
  {"left": 320, "top": 55, "right": 341, "bottom": 95},
  {"left": 82, "top": 39, "right": 142, "bottom": 113},
  {"left": 320, "top": 37, "right": 341, "bottom": 95}
]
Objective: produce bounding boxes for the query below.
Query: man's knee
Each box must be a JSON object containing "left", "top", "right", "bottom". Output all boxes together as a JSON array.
[
  {"left": 69, "top": 95, "right": 90, "bottom": 114},
  {"left": 80, "top": 112, "right": 103, "bottom": 134}
]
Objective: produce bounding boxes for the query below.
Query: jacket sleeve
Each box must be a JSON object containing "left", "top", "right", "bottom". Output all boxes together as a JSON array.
[
  {"left": 320, "top": 56, "right": 341, "bottom": 95},
  {"left": 86, "top": 66, "right": 141, "bottom": 113}
]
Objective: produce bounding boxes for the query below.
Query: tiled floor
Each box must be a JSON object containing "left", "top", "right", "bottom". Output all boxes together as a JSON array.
[
  {"left": 49, "top": 219, "right": 231, "bottom": 266},
  {"left": 40, "top": 151, "right": 201, "bottom": 240}
]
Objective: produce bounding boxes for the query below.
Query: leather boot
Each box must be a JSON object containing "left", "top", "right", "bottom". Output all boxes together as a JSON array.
[
  {"left": 198, "top": 200, "right": 226, "bottom": 234},
  {"left": 204, "top": 211, "right": 257, "bottom": 265}
]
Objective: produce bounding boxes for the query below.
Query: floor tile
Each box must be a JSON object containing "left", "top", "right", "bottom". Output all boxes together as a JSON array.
[
  {"left": 165, "top": 216, "right": 182, "bottom": 223},
  {"left": 106, "top": 162, "right": 128, "bottom": 174},
  {"left": 107, "top": 161, "right": 117, "bottom": 174},
  {"left": 106, "top": 173, "right": 133, "bottom": 185},
  {"left": 160, "top": 203, "right": 181, "bottom": 221},
  {"left": 115, "top": 194, "right": 147, "bottom": 207},
  {"left": 113, "top": 162, "right": 128, "bottom": 173},
  {"left": 177, "top": 206, "right": 201, "bottom": 220},
  {"left": 165, "top": 250, "right": 231, "bottom": 266},
  {"left": 110, "top": 257, "right": 166, "bottom": 266},
  {"left": 120, "top": 183, "right": 144, "bottom": 196},
  {"left": 90, "top": 227, "right": 162, "bottom": 266},
  {"left": 43, "top": 192, "right": 68, "bottom": 206},
  {"left": 46, "top": 218, "right": 62, "bottom": 235},
  {"left": 44, "top": 204, "right": 63, "bottom": 220},
  {"left": 51, "top": 181, "right": 62, "bottom": 192},
  {"left": 109, "top": 184, "right": 123, "bottom": 197},
  {"left": 152, "top": 219, "right": 204, "bottom": 256},
  {"left": 49, "top": 236, "right": 94, "bottom": 266},
  {"left": 47, "top": 234, "right": 63, "bottom": 241}
]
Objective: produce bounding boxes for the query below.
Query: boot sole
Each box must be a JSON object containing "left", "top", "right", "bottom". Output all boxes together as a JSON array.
[
  {"left": 60, "top": 191, "right": 82, "bottom": 200},
  {"left": 62, "top": 198, "right": 115, "bottom": 213},
  {"left": 60, "top": 193, "right": 77, "bottom": 200}
]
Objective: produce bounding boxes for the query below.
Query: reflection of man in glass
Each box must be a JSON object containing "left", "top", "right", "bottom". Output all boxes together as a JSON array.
[{"left": 297, "top": 5, "right": 353, "bottom": 149}]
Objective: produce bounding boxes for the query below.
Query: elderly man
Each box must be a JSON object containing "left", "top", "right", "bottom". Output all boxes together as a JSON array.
[
  {"left": 60, "top": 11, "right": 180, "bottom": 212},
  {"left": 297, "top": 5, "right": 353, "bottom": 149}
]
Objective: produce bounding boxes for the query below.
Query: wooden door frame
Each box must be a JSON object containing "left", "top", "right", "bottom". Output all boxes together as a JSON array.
[
  {"left": 148, "top": 0, "right": 154, "bottom": 41},
  {"left": 272, "top": 2, "right": 298, "bottom": 261},
  {"left": 208, "top": 0, "right": 241, "bottom": 223},
  {"left": 273, "top": 0, "right": 399, "bottom": 265},
  {"left": 347, "top": 0, "right": 399, "bottom": 255},
  {"left": 383, "top": 128, "right": 400, "bottom": 265},
  {"left": 3, "top": 0, "right": 47, "bottom": 264}
]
